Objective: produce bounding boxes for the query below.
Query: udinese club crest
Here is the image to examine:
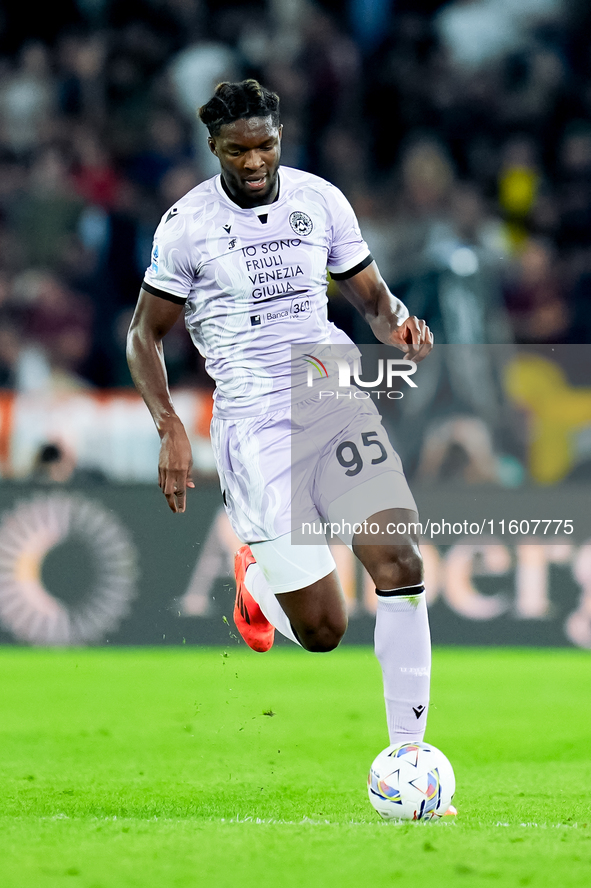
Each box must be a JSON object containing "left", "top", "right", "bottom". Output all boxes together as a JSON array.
[{"left": 289, "top": 211, "right": 313, "bottom": 236}]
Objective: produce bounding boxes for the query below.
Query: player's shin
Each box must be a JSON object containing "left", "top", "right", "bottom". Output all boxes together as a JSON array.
[
  {"left": 374, "top": 584, "right": 431, "bottom": 744},
  {"left": 245, "top": 561, "right": 301, "bottom": 646}
]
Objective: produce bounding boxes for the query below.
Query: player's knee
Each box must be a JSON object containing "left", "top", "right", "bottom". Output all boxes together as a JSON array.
[
  {"left": 298, "top": 615, "right": 347, "bottom": 652},
  {"left": 373, "top": 546, "right": 423, "bottom": 591}
]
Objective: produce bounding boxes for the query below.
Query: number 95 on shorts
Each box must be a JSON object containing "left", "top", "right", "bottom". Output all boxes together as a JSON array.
[{"left": 290, "top": 394, "right": 417, "bottom": 541}]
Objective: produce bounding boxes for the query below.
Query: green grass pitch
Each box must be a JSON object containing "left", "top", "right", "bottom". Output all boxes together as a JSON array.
[{"left": 1, "top": 646, "right": 590, "bottom": 888}]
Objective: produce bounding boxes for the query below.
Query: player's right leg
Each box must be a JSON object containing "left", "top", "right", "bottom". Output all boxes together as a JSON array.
[
  {"left": 234, "top": 545, "right": 275, "bottom": 652},
  {"left": 276, "top": 570, "right": 348, "bottom": 652},
  {"left": 212, "top": 408, "right": 347, "bottom": 653},
  {"left": 234, "top": 535, "right": 348, "bottom": 652}
]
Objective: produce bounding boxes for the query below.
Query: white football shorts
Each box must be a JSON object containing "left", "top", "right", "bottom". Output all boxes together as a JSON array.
[{"left": 210, "top": 392, "right": 417, "bottom": 592}]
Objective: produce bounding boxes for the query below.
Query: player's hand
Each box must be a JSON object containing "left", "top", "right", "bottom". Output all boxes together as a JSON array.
[
  {"left": 390, "top": 316, "right": 433, "bottom": 362},
  {"left": 158, "top": 420, "right": 195, "bottom": 513}
]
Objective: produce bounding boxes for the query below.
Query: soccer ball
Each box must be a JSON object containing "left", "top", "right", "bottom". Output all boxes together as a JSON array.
[{"left": 367, "top": 741, "right": 455, "bottom": 821}]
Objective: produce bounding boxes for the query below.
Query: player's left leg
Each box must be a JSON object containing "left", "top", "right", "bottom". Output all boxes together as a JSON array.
[{"left": 352, "top": 507, "right": 431, "bottom": 746}]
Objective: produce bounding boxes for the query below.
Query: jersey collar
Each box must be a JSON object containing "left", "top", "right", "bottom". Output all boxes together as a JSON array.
[{"left": 215, "top": 170, "right": 282, "bottom": 211}]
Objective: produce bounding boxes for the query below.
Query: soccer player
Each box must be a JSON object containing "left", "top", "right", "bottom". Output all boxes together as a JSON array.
[{"left": 127, "top": 80, "right": 434, "bottom": 748}]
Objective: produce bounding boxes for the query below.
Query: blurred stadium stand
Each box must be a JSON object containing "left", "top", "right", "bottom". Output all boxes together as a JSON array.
[
  {"left": 2, "top": 1, "right": 591, "bottom": 648},
  {"left": 0, "top": 0, "right": 590, "bottom": 484}
]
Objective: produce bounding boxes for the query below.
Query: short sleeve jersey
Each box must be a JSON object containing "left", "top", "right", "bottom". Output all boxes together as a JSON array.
[{"left": 143, "top": 166, "right": 371, "bottom": 418}]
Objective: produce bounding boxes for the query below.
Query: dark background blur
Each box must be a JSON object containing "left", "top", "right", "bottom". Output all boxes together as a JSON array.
[
  {"left": 2, "top": 0, "right": 591, "bottom": 388},
  {"left": 1, "top": 0, "right": 591, "bottom": 483},
  {"left": 2, "top": 1, "right": 591, "bottom": 647}
]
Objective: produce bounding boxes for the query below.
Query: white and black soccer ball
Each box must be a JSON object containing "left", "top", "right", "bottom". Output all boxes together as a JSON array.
[{"left": 367, "top": 741, "right": 455, "bottom": 821}]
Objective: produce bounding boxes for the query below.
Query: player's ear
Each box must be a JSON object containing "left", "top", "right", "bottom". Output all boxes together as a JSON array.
[
  {"left": 208, "top": 137, "right": 218, "bottom": 157},
  {"left": 278, "top": 125, "right": 283, "bottom": 141}
]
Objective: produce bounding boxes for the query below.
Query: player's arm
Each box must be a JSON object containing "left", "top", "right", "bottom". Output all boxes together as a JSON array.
[
  {"left": 126, "top": 287, "right": 195, "bottom": 513},
  {"left": 334, "top": 260, "right": 433, "bottom": 362}
]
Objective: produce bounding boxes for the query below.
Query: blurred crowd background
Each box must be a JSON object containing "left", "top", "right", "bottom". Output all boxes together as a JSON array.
[{"left": 1, "top": 0, "right": 591, "bottom": 484}]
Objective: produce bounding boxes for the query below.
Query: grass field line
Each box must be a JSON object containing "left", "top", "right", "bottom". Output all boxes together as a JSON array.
[
  {"left": 1, "top": 647, "right": 591, "bottom": 888},
  {"left": 220, "top": 819, "right": 586, "bottom": 828},
  {"left": 34, "top": 813, "right": 585, "bottom": 829},
  {"left": 220, "top": 815, "right": 457, "bottom": 826},
  {"left": 494, "top": 821, "right": 587, "bottom": 829}
]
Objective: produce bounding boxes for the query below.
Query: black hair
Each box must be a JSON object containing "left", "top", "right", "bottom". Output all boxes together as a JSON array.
[
  {"left": 38, "top": 443, "right": 63, "bottom": 464},
  {"left": 198, "top": 79, "right": 280, "bottom": 137}
]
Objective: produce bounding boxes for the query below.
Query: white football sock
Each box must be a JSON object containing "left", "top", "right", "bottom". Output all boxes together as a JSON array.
[
  {"left": 374, "top": 585, "right": 431, "bottom": 744},
  {"left": 244, "top": 562, "right": 301, "bottom": 645}
]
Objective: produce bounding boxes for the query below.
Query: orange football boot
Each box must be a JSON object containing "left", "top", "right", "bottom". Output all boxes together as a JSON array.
[{"left": 233, "top": 545, "right": 275, "bottom": 652}]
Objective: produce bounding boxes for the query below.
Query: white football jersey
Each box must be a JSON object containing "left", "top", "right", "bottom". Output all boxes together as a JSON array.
[{"left": 143, "top": 166, "right": 372, "bottom": 418}]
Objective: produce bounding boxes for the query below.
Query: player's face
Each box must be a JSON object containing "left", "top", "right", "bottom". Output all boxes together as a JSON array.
[{"left": 209, "top": 116, "right": 283, "bottom": 208}]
